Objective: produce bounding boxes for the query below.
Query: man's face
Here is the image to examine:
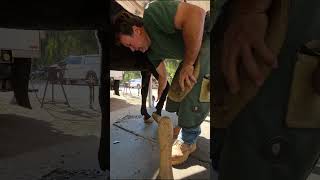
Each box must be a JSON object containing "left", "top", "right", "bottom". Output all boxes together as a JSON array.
[{"left": 119, "top": 26, "right": 150, "bottom": 53}]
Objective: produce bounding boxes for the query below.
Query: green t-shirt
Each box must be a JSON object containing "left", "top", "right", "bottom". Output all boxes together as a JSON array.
[{"left": 143, "top": 0, "right": 185, "bottom": 68}]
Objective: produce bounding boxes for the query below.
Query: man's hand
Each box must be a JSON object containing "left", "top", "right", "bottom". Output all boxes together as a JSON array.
[
  {"left": 221, "top": 12, "right": 277, "bottom": 94},
  {"left": 179, "top": 64, "right": 197, "bottom": 91}
]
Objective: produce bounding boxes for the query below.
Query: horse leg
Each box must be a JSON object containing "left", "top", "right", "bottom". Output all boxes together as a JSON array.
[
  {"left": 140, "top": 71, "right": 151, "bottom": 121},
  {"left": 151, "top": 67, "right": 170, "bottom": 116},
  {"left": 113, "top": 80, "right": 120, "bottom": 96}
]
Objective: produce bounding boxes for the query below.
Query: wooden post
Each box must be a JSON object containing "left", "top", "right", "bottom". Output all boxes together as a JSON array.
[{"left": 152, "top": 112, "right": 174, "bottom": 179}]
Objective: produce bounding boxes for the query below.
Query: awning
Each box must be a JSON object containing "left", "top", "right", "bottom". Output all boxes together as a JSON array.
[{"left": 115, "top": 0, "right": 210, "bottom": 17}]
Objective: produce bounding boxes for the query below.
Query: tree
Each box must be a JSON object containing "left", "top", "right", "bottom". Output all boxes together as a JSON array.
[
  {"left": 38, "top": 30, "right": 99, "bottom": 67},
  {"left": 164, "top": 59, "right": 181, "bottom": 83},
  {"left": 123, "top": 71, "right": 141, "bottom": 82}
]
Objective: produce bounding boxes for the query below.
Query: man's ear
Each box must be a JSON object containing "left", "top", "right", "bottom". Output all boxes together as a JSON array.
[
  {"left": 132, "top": 25, "right": 142, "bottom": 35},
  {"left": 132, "top": 26, "right": 138, "bottom": 33}
]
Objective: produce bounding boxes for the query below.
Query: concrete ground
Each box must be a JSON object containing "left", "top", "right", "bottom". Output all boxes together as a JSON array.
[
  {"left": 0, "top": 82, "right": 107, "bottom": 180},
  {"left": 110, "top": 88, "right": 212, "bottom": 180},
  {"left": 110, "top": 87, "right": 320, "bottom": 180},
  {"left": 0, "top": 80, "right": 318, "bottom": 180}
]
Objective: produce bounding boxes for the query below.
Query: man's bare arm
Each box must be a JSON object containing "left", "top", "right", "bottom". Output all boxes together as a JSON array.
[
  {"left": 175, "top": 2, "right": 206, "bottom": 67},
  {"left": 174, "top": 2, "right": 206, "bottom": 90}
]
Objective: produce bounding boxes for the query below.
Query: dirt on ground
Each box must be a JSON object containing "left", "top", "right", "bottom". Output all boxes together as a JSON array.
[{"left": 110, "top": 91, "right": 142, "bottom": 112}]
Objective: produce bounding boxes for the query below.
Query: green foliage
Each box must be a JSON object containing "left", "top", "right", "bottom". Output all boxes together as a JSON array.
[
  {"left": 37, "top": 30, "right": 99, "bottom": 68},
  {"left": 121, "top": 59, "right": 180, "bottom": 84},
  {"left": 123, "top": 71, "right": 141, "bottom": 82},
  {"left": 164, "top": 59, "right": 180, "bottom": 83}
]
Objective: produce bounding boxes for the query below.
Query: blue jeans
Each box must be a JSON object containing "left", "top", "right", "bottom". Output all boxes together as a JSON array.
[{"left": 177, "top": 126, "right": 201, "bottom": 145}]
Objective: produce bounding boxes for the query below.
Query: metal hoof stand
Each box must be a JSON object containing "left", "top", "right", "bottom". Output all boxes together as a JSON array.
[
  {"left": 41, "top": 66, "right": 70, "bottom": 108},
  {"left": 86, "top": 80, "right": 96, "bottom": 109}
]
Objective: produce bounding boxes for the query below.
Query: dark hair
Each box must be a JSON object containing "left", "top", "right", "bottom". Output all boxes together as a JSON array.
[{"left": 112, "top": 10, "right": 143, "bottom": 43}]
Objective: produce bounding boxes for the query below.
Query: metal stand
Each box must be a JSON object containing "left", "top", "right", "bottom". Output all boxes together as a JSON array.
[
  {"left": 41, "top": 66, "right": 70, "bottom": 108},
  {"left": 88, "top": 83, "right": 95, "bottom": 109},
  {"left": 123, "top": 82, "right": 132, "bottom": 96}
]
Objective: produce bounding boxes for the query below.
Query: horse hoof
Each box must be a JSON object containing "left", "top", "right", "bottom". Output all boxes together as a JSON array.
[{"left": 144, "top": 117, "right": 154, "bottom": 123}]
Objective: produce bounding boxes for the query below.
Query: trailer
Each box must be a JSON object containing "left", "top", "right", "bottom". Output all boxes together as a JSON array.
[{"left": 0, "top": 28, "right": 41, "bottom": 108}]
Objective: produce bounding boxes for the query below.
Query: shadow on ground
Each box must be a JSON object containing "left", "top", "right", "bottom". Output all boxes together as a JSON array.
[
  {"left": 0, "top": 114, "right": 84, "bottom": 158},
  {"left": 174, "top": 136, "right": 211, "bottom": 170},
  {"left": 37, "top": 104, "right": 101, "bottom": 121}
]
